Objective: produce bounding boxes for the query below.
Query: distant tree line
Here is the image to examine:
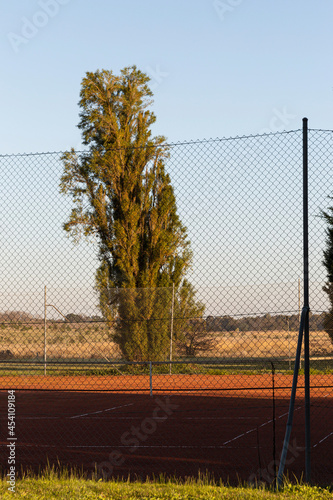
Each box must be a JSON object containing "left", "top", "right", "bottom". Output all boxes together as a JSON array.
[
  {"left": 0, "top": 311, "right": 37, "bottom": 323},
  {"left": 0, "top": 311, "right": 104, "bottom": 324},
  {"left": 62, "top": 311, "right": 325, "bottom": 333},
  {"left": 1, "top": 311, "right": 326, "bottom": 333},
  {"left": 206, "top": 312, "right": 325, "bottom": 332},
  {"left": 64, "top": 314, "right": 104, "bottom": 323}
]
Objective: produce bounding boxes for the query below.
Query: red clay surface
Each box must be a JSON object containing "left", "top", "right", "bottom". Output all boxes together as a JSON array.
[
  {"left": 0, "top": 373, "right": 332, "bottom": 394},
  {"left": 0, "top": 374, "right": 332, "bottom": 485}
]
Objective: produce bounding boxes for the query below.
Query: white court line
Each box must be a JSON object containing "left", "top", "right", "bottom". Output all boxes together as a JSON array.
[
  {"left": 222, "top": 406, "right": 302, "bottom": 445},
  {"left": 18, "top": 414, "right": 258, "bottom": 421},
  {"left": 69, "top": 403, "right": 134, "bottom": 419},
  {"left": 20, "top": 403, "right": 134, "bottom": 420},
  {"left": 313, "top": 431, "right": 333, "bottom": 448},
  {"left": 10, "top": 444, "right": 256, "bottom": 449},
  {"left": 65, "top": 416, "right": 260, "bottom": 421},
  {"left": 312, "top": 394, "right": 333, "bottom": 448},
  {"left": 20, "top": 417, "right": 60, "bottom": 420},
  {"left": 17, "top": 403, "right": 135, "bottom": 420},
  {"left": 183, "top": 416, "right": 259, "bottom": 420}
]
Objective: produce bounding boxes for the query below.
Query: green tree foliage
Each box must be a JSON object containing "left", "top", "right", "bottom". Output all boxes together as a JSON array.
[
  {"left": 173, "top": 280, "right": 214, "bottom": 357},
  {"left": 65, "top": 313, "right": 86, "bottom": 323},
  {"left": 321, "top": 199, "right": 333, "bottom": 343},
  {"left": 59, "top": 66, "right": 204, "bottom": 361}
]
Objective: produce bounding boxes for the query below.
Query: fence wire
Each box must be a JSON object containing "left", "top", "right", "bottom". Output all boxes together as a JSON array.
[{"left": 0, "top": 129, "right": 333, "bottom": 485}]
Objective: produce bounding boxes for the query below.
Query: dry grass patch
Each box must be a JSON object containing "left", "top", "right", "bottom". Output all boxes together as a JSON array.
[
  {"left": 211, "top": 330, "right": 333, "bottom": 358},
  {"left": 1, "top": 323, "right": 333, "bottom": 360}
]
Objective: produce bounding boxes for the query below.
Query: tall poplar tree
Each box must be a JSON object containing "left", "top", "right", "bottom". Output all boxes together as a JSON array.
[
  {"left": 60, "top": 66, "right": 204, "bottom": 361},
  {"left": 321, "top": 199, "right": 333, "bottom": 344}
]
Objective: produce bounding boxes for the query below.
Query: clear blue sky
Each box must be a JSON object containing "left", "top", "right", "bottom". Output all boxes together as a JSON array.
[
  {"left": 1, "top": 0, "right": 333, "bottom": 153},
  {"left": 1, "top": 1, "right": 332, "bottom": 319}
]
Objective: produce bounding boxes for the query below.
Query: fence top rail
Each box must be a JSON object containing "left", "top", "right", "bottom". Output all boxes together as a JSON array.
[
  {"left": 0, "top": 129, "right": 307, "bottom": 157},
  {"left": 1, "top": 357, "right": 327, "bottom": 366}
]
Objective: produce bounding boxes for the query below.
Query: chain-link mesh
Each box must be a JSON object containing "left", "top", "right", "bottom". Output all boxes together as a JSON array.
[{"left": 0, "top": 130, "right": 332, "bottom": 485}]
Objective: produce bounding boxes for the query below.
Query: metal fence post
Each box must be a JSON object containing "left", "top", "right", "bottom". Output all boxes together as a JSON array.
[
  {"left": 298, "top": 278, "right": 302, "bottom": 370},
  {"left": 303, "top": 117, "right": 311, "bottom": 483},
  {"left": 278, "top": 118, "right": 311, "bottom": 487},
  {"left": 149, "top": 361, "right": 153, "bottom": 397},
  {"left": 277, "top": 307, "right": 306, "bottom": 487},
  {"left": 44, "top": 286, "right": 47, "bottom": 376},
  {"left": 169, "top": 282, "right": 175, "bottom": 375}
]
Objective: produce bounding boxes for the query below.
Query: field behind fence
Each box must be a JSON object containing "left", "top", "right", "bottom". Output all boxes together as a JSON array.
[
  {"left": 0, "top": 322, "right": 332, "bottom": 368},
  {"left": 1, "top": 128, "right": 333, "bottom": 485}
]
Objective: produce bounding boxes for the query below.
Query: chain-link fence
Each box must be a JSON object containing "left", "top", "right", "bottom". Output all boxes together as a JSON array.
[{"left": 0, "top": 128, "right": 333, "bottom": 485}]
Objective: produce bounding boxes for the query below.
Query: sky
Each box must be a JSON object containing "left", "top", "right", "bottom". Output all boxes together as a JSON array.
[
  {"left": 1, "top": 0, "right": 333, "bottom": 153},
  {"left": 1, "top": 1, "right": 333, "bottom": 320}
]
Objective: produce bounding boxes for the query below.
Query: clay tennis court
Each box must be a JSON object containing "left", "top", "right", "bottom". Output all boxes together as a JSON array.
[{"left": 0, "top": 374, "right": 332, "bottom": 485}]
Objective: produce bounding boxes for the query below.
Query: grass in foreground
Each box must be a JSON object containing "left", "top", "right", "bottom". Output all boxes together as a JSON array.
[{"left": 0, "top": 470, "right": 332, "bottom": 500}]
